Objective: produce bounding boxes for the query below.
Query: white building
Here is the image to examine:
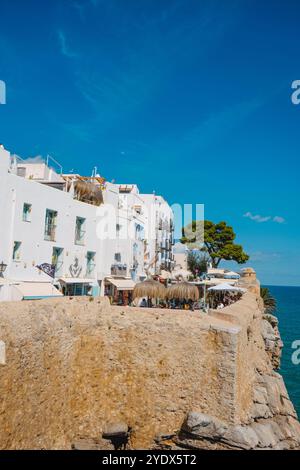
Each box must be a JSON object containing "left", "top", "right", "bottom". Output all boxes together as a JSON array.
[
  {"left": 0, "top": 146, "right": 110, "bottom": 300},
  {"left": 141, "top": 193, "right": 175, "bottom": 276},
  {"left": 173, "top": 242, "right": 189, "bottom": 271},
  {"left": 0, "top": 145, "right": 174, "bottom": 302}
]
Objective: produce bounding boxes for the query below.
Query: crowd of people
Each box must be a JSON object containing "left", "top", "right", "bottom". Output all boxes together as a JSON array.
[{"left": 214, "top": 292, "right": 243, "bottom": 309}]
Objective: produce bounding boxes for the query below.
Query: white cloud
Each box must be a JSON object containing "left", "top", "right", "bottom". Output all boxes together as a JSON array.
[
  {"left": 11, "top": 154, "right": 45, "bottom": 164},
  {"left": 57, "top": 30, "right": 77, "bottom": 58},
  {"left": 243, "top": 212, "right": 286, "bottom": 224},
  {"left": 243, "top": 212, "right": 271, "bottom": 223}
]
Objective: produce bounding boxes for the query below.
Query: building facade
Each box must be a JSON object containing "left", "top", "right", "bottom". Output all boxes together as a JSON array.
[
  {"left": 0, "top": 145, "right": 174, "bottom": 301},
  {"left": 141, "top": 193, "right": 175, "bottom": 276}
]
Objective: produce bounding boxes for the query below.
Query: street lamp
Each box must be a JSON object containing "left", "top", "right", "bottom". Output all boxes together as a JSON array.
[{"left": 0, "top": 261, "right": 7, "bottom": 277}]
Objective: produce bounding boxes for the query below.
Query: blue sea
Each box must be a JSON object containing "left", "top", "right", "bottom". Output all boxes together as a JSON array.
[{"left": 266, "top": 286, "right": 300, "bottom": 417}]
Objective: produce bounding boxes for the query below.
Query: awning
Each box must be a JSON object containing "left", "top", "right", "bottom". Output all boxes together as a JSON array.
[
  {"left": 59, "top": 277, "right": 96, "bottom": 284},
  {"left": 0, "top": 278, "right": 18, "bottom": 286},
  {"left": 202, "top": 278, "right": 237, "bottom": 286},
  {"left": 15, "top": 282, "right": 63, "bottom": 299},
  {"left": 208, "top": 283, "right": 246, "bottom": 292},
  {"left": 207, "top": 268, "right": 225, "bottom": 275},
  {"left": 224, "top": 271, "right": 240, "bottom": 279},
  {"left": 106, "top": 278, "right": 136, "bottom": 291}
]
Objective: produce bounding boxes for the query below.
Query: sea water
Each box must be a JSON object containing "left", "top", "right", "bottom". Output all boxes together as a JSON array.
[{"left": 266, "top": 285, "right": 300, "bottom": 417}]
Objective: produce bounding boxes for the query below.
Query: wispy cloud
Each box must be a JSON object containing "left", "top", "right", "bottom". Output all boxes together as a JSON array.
[
  {"left": 243, "top": 212, "right": 271, "bottom": 223},
  {"left": 243, "top": 212, "right": 286, "bottom": 224},
  {"left": 57, "top": 30, "right": 78, "bottom": 58},
  {"left": 250, "top": 251, "right": 281, "bottom": 262},
  {"left": 184, "top": 99, "right": 261, "bottom": 152},
  {"left": 11, "top": 154, "right": 45, "bottom": 164}
]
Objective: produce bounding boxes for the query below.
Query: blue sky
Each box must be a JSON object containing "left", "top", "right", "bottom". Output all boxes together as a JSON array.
[{"left": 1, "top": 0, "right": 300, "bottom": 285}]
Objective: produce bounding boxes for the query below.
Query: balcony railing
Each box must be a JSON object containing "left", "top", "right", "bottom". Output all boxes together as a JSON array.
[{"left": 111, "top": 263, "right": 127, "bottom": 276}]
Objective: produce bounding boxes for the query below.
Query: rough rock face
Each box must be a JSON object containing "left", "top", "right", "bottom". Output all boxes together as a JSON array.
[
  {"left": 174, "top": 371, "right": 300, "bottom": 450},
  {"left": 0, "top": 296, "right": 246, "bottom": 449},
  {"left": 172, "top": 301, "right": 300, "bottom": 451},
  {"left": 0, "top": 283, "right": 299, "bottom": 450},
  {"left": 261, "top": 314, "right": 283, "bottom": 369}
]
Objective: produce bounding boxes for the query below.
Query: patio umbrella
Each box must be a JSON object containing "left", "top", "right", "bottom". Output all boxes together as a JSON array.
[
  {"left": 166, "top": 282, "right": 199, "bottom": 301},
  {"left": 133, "top": 279, "right": 166, "bottom": 300},
  {"left": 223, "top": 271, "right": 240, "bottom": 279},
  {"left": 207, "top": 283, "right": 246, "bottom": 292}
]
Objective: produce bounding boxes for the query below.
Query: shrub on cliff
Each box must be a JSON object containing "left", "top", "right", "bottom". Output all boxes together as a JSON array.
[{"left": 260, "top": 287, "right": 277, "bottom": 314}]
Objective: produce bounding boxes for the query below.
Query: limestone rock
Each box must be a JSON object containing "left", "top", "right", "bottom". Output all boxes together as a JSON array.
[
  {"left": 250, "top": 422, "right": 278, "bottom": 448},
  {"left": 102, "top": 422, "right": 129, "bottom": 438},
  {"left": 182, "top": 412, "right": 228, "bottom": 439},
  {"left": 222, "top": 425, "right": 259, "bottom": 450},
  {"left": 261, "top": 315, "right": 283, "bottom": 369},
  {"left": 72, "top": 438, "right": 114, "bottom": 450},
  {"left": 251, "top": 403, "right": 273, "bottom": 420}
]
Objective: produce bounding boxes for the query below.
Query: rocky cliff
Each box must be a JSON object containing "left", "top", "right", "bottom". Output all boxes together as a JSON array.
[
  {"left": 0, "top": 287, "right": 299, "bottom": 450},
  {"left": 170, "top": 289, "right": 300, "bottom": 450}
]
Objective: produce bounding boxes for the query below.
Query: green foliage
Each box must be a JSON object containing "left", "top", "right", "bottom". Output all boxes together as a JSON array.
[
  {"left": 260, "top": 287, "right": 277, "bottom": 314},
  {"left": 187, "top": 251, "right": 209, "bottom": 277},
  {"left": 181, "top": 220, "right": 249, "bottom": 268}
]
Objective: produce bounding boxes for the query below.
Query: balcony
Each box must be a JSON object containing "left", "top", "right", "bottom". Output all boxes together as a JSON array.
[{"left": 111, "top": 263, "right": 127, "bottom": 277}]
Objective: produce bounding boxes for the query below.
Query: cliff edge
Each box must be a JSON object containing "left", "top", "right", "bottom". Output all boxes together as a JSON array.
[
  {"left": 0, "top": 283, "right": 299, "bottom": 450},
  {"left": 170, "top": 277, "right": 300, "bottom": 450}
]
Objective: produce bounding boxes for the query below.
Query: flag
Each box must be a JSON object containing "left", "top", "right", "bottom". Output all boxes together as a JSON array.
[{"left": 36, "top": 263, "right": 56, "bottom": 278}]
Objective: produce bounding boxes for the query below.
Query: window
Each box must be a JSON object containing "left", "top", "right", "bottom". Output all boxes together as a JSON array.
[
  {"left": 65, "top": 283, "right": 92, "bottom": 296},
  {"left": 52, "top": 247, "right": 64, "bottom": 276},
  {"left": 75, "top": 217, "right": 86, "bottom": 245},
  {"left": 86, "top": 251, "right": 96, "bottom": 275},
  {"left": 135, "top": 223, "right": 144, "bottom": 241},
  {"left": 114, "top": 253, "right": 121, "bottom": 262},
  {"left": 22, "top": 203, "right": 32, "bottom": 222},
  {"left": 13, "top": 241, "right": 21, "bottom": 261},
  {"left": 44, "top": 209, "right": 57, "bottom": 241}
]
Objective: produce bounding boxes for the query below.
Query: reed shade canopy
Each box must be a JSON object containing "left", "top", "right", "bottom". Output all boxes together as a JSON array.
[
  {"left": 133, "top": 279, "right": 166, "bottom": 300},
  {"left": 166, "top": 282, "right": 200, "bottom": 301},
  {"left": 74, "top": 180, "right": 104, "bottom": 206}
]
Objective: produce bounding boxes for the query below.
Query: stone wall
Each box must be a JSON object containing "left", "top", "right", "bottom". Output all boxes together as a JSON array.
[
  {"left": 0, "top": 296, "right": 240, "bottom": 449},
  {"left": 0, "top": 291, "right": 299, "bottom": 450},
  {"left": 175, "top": 291, "right": 300, "bottom": 450}
]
